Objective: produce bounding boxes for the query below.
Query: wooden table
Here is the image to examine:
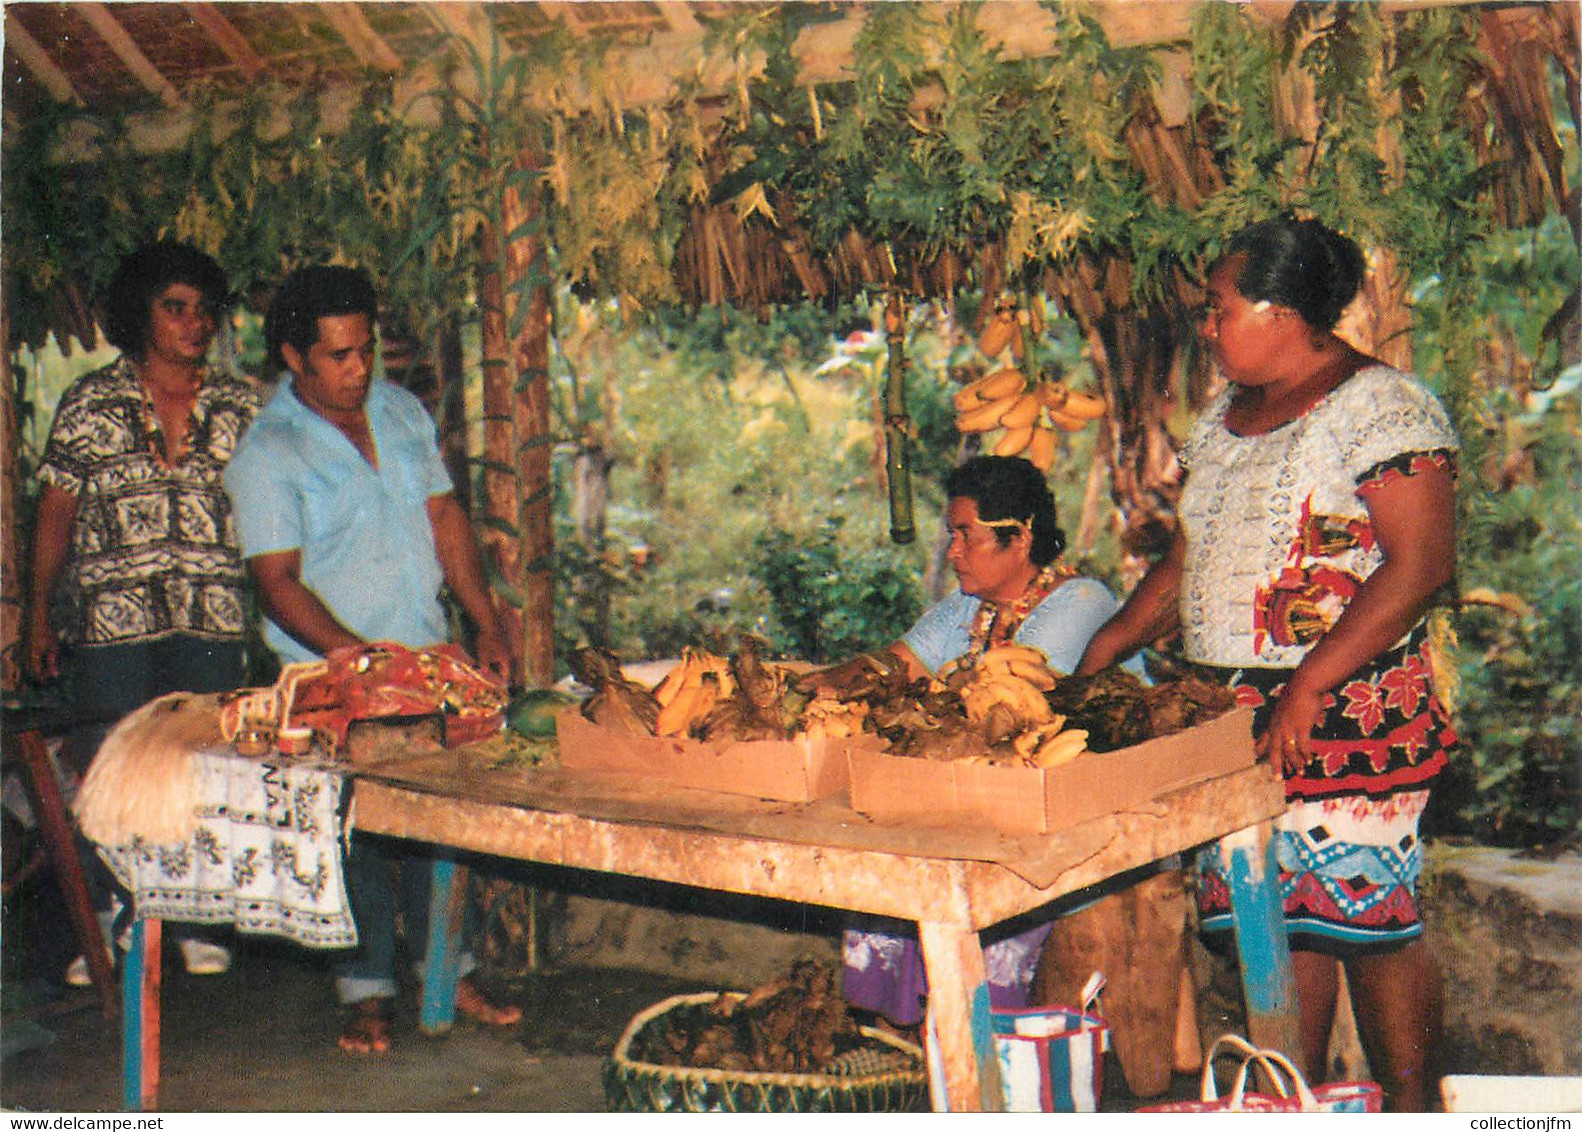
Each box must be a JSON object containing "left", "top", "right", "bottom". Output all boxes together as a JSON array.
[{"left": 118, "top": 743, "right": 1295, "bottom": 1112}]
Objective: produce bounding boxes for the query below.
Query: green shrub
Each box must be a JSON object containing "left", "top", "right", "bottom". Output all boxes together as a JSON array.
[{"left": 751, "top": 519, "right": 924, "bottom": 663}]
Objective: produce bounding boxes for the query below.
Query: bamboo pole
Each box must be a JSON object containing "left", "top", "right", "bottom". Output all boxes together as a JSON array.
[{"left": 882, "top": 291, "right": 915, "bottom": 545}]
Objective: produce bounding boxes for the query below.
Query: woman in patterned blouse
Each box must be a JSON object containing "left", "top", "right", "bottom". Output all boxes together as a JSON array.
[
  {"left": 25, "top": 241, "right": 263, "bottom": 980},
  {"left": 1078, "top": 218, "right": 1458, "bottom": 1111}
]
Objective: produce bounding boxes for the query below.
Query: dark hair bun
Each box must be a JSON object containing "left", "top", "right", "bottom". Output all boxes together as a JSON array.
[{"left": 1224, "top": 217, "right": 1366, "bottom": 331}]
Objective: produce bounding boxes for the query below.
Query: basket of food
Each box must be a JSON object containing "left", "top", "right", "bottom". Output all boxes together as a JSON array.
[{"left": 603, "top": 961, "right": 928, "bottom": 1113}]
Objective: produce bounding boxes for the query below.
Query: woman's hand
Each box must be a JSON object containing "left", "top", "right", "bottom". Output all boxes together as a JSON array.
[{"left": 1259, "top": 673, "right": 1325, "bottom": 776}]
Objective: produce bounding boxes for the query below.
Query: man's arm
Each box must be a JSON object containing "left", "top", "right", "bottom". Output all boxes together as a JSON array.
[
  {"left": 426, "top": 492, "right": 512, "bottom": 684},
  {"left": 24, "top": 484, "right": 78, "bottom": 682},
  {"left": 246, "top": 549, "right": 365, "bottom": 658}
]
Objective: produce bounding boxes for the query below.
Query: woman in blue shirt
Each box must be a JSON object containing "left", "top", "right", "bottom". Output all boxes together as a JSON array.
[{"left": 841, "top": 456, "right": 1131, "bottom": 1028}]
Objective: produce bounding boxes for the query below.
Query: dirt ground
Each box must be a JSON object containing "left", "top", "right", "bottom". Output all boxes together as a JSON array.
[{"left": 1, "top": 885, "right": 1214, "bottom": 1114}]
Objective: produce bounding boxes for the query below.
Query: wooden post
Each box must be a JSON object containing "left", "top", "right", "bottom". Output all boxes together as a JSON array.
[
  {"left": 1216, "top": 823, "right": 1302, "bottom": 1067},
  {"left": 17, "top": 731, "right": 116, "bottom": 1018},
  {"left": 917, "top": 919, "right": 1004, "bottom": 1112},
  {"left": 122, "top": 917, "right": 162, "bottom": 1112},
  {"left": 418, "top": 856, "right": 469, "bottom": 1036}
]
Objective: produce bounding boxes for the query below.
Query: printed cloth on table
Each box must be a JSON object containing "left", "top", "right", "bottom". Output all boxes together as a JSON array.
[{"left": 96, "top": 749, "right": 356, "bottom": 948}]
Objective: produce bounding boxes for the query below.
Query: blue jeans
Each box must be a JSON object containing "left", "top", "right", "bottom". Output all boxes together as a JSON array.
[{"left": 334, "top": 832, "right": 476, "bottom": 1005}]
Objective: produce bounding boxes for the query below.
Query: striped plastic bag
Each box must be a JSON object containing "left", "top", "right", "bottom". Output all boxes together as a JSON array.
[
  {"left": 1141, "top": 1034, "right": 1383, "bottom": 1113},
  {"left": 991, "top": 971, "right": 1109, "bottom": 1112}
]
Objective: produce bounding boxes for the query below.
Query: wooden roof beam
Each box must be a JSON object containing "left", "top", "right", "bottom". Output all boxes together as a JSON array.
[
  {"left": 182, "top": 2, "right": 265, "bottom": 79},
  {"left": 4, "top": 14, "right": 82, "bottom": 105},
  {"left": 78, "top": 3, "right": 185, "bottom": 107},
  {"left": 317, "top": 2, "right": 403, "bottom": 73}
]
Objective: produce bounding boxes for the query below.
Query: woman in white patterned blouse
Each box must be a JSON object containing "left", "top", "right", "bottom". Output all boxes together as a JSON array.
[{"left": 1078, "top": 218, "right": 1458, "bottom": 1112}]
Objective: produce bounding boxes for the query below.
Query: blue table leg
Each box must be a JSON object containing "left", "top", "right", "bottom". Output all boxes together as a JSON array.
[
  {"left": 1218, "top": 823, "right": 1302, "bottom": 1063},
  {"left": 121, "top": 917, "right": 162, "bottom": 1112},
  {"left": 418, "top": 855, "right": 468, "bottom": 1036}
]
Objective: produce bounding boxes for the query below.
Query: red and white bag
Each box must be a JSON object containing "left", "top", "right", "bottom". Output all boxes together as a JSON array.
[{"left": 1142, "top": 1033, "right": 1383, "bottom": 1113}]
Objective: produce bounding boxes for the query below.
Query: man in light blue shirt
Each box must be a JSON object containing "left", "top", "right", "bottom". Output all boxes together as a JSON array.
[{"left": 226, "top": 265, "right": 518, "bottom": 1053}]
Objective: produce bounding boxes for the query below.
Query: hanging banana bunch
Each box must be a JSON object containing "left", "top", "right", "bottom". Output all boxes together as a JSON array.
[{"left": 956, "top": 294, "right": 1105, "bottom": 470}]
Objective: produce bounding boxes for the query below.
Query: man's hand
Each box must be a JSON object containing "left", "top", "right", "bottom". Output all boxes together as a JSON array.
[
  {"left": 473, "top": 622, "right": 513, "bottom": 686},
  {"left": 23, "top": 615, "right": 60, "bottom": 683}
]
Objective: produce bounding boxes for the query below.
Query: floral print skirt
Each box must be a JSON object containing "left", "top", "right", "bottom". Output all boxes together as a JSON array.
[{"left": 1193, "top": 626, "right": 1455, "bottom": 955}]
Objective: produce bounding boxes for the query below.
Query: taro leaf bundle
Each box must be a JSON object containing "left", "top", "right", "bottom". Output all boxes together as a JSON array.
[
  {"left": 1046, "top": 668, "right": 1152, "bottom": 752},
  {"left": 568, "top": 646, "right": 660, "bottom": 736},
  {"left": 633, "top": 959, "right": 861, "bottom": 1074},
  {"left": 1046, "top": 666, "right": 1239, "bottom": 751}
]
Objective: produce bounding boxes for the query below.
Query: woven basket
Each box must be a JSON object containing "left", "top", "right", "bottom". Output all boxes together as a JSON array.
[{"left": 603, "top": 992, "right": 929, "bottom": 1113}]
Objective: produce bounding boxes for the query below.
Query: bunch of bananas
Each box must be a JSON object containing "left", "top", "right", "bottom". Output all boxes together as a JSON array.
[
  {"left": 956, "top": 645, "right": 1092, "bottom": 768},
  {"left": 652, "top": 648, "right": 736, "bottom": 737},
  {"left": 797, "top": 696, "right": 870, "bottom": 741},
  {"left": 955, "top": 299, "right": 1108, "bottom": 471}
]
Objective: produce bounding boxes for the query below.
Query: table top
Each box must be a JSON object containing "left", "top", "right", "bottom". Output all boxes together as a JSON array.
[{"left": 347, "top": 742, "right": 1284, "bottom": 931}]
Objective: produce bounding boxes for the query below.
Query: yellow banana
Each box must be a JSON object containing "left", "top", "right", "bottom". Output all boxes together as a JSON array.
[
  {"left": 1009, "top": 311, "right": 1026, "bottom": 360},
  {"left": 1004, "top": 658, "right": 1058, "bottom": 690},
  {"left": 652, "top": 651, "right": 699, "bottom": 707},
  {"left": 978, "top": 315, "right": 1016, "bottom": 358},
  {"left": 655, "top": 684, "right": 704, "bottom": 736},
  {"left": 952, "top": 368, "right": 1021, "bottom": 411},
  {"left": 1032, "top": 729, "right": 1090, "bottom": 768},
  {"left": 1028, "top": 425, "right": 1057, "bottom": 471},
  {"left": 979, "top": 644, "right": 1050, "bottom": 668},
  {"left": 1062, "top": 390, "right": 1107, "bottom": 420},
  {"left": 979, "top": 367, "right": 1028, "bottom": 401},
  {"left": 956, "top": 394, "right": 1022, "bottom": 433},
  {"left": 971, "top": 673, "right": 1052, "bottom": 724},
  {"left": 1012, "top": 718, "right": 1069, "bottom": 762},
  {"left": 953, "top": 383, "right": 988, "bottom": 412},
  {"left": 994, "top": 426, "right": 1034, "bottom": 457},
  {"left": 997, "top": 392, "right": 1041, "bottom": 431},
  {"left": 1048, "top": 406, "right": 1091, "bottom": 432}
]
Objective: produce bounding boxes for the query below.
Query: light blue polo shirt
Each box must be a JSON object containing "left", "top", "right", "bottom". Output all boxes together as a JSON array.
[
  {"left": 225, "top": 378, "right": 453, "bottom": 666},
  {"left": 902, "top": 577, "right": 1145, "bottom": 678}
]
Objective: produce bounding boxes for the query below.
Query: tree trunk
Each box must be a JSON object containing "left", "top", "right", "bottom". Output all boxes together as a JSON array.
[
  {"left": 479, "top": 158, "right": 555, "bottom": 687},
  {"left": 2, "top": 307, "right": 21, "bottom": 693},
  {"left": 437, "top": 319, "right": 471, "bottom": 515}
]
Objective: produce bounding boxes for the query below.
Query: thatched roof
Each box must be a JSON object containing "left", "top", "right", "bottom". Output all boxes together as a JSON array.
[
  {"left": 3, "top": 1, "right": 1576, "bottom": 320},
  {"left": 5, "top": 2, "right": 1198, "bottom": 134}
]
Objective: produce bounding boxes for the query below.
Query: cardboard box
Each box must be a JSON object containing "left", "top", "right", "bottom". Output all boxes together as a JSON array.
[
  {"left": 556, "top": 707, "right": 884, "bottom": 803},
  {"left": 847, "top": 705, "right": 1258, "bottom": 835}
]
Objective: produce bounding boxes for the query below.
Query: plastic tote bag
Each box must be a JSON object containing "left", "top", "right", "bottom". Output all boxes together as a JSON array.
[
  {"left": 991, "top": 971, "right": 1110, "bottom": 1112},
  {"left": 1142, "top": 1033, "right": 1383, "bottom": 1113}
]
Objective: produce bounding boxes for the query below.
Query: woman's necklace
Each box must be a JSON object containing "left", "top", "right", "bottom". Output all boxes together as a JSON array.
[
  {"left": 141, "top": 378, "right": 197, "bottom": 468},
  {"left": 962, "top": 562, "right": 1078, "bottom": 667}
]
